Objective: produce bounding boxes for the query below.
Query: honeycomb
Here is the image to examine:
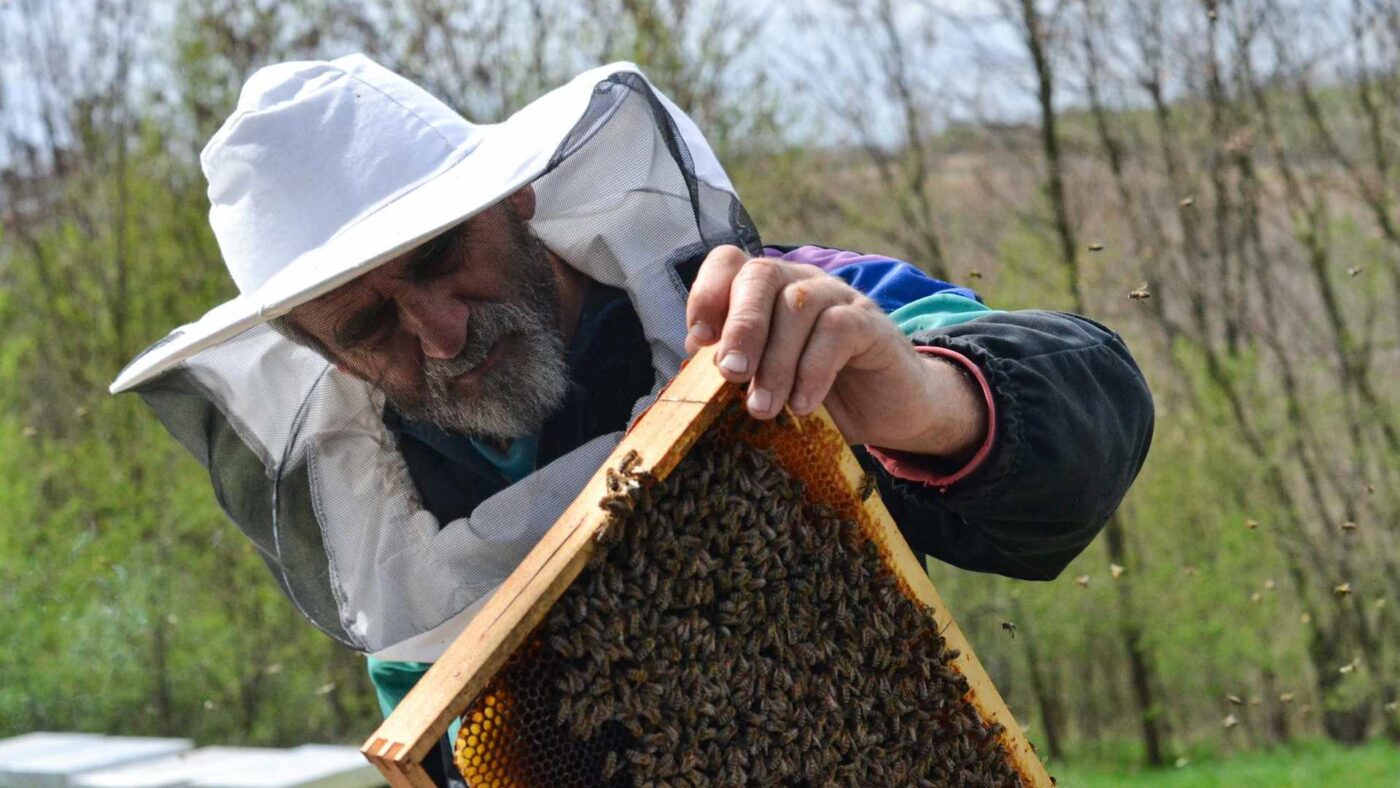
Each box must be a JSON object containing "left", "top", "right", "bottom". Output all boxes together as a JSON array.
[{"left": 454, "top": 404, "right": 1026, "bottom": 786}]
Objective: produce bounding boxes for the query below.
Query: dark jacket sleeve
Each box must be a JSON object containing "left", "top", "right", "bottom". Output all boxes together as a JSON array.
[{"left": 869, "top": 310, "right": 1154, "bottom": 581}]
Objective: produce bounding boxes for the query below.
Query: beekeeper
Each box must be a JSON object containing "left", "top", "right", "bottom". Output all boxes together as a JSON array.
[{"left": 111, "top": 55, "right": 1153, "bottom": 784}]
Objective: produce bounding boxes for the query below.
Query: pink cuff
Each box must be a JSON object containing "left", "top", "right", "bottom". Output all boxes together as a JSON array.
[{"left": 864, "top": 346, "right": 997, "bottom": 492}]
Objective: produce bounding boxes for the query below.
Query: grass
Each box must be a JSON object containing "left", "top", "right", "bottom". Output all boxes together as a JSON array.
[{"left": 1050, "top": 740, "right": 1400, "bottom": 787}]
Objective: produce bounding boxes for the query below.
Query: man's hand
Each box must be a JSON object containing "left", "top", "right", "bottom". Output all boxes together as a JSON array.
[{"left": 684, "top": 246, "right": 988, "bottom": 460}]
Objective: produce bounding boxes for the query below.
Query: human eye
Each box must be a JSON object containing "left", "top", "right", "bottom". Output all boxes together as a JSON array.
[
  {"left": 334, "top": 300, "right": 399, "bottom": 349},
  {"left": 405, "top": 224, "right": 466, "bottom": 283}
]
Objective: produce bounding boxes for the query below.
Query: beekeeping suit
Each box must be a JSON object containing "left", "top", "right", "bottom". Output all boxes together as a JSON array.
[{"left": 111, "top": 55, "right": 760, "bottom": 661}]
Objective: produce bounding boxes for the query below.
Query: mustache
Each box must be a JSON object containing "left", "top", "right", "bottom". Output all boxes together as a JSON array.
[{"left": 422, "top": 299, "right": 554, "bottom": 384}]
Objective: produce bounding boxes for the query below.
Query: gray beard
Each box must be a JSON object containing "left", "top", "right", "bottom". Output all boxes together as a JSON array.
[
  {"left": 387, "top": 230, "right": 570, "bottom": 441},
  {"left": 394, "top": 301, "right": 569, "bottom": 441}
]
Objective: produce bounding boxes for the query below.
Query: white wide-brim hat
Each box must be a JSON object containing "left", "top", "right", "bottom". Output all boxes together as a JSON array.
[{"left": 109, "top": 54, "right": 734, "bottom": 393}]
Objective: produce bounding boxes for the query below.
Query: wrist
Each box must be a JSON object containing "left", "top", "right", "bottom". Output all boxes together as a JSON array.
[{"left": 876, "top": 349, "right": 988, "bottom": 461}]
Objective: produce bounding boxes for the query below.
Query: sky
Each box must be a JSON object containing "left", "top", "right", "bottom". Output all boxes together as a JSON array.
[{"left": 0, "top": 0, "right": 1367, "bottom": 169}]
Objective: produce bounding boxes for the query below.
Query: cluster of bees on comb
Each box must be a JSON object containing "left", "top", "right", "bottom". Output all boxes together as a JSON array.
[{"left": 455, "top": 416, "right": 1024, "bottom": 787}]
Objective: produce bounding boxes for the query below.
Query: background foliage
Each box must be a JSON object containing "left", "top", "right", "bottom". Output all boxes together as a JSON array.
[{"left": 2, "top": 0, "right": 1398, "bottom": 777}]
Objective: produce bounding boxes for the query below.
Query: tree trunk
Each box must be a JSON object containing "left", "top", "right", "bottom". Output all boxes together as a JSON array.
[
  {"left": 1013, "top": 596, "right": 1066, "bottom": 761},
  {"left": 1261, "top": 669, "right": 1292, "bottom": 745},
  {"left": 1103, "top": 514, "right": 1169, "bottom": 766}
]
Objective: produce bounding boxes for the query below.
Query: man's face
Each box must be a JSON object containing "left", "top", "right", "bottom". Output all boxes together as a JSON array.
[{"left": 286, "top": 200, "right": 569, "bottom": 440}]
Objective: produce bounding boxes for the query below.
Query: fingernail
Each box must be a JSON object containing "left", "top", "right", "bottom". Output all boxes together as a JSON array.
[
  {"left": 790, "top": 392, "right": 810, "bottom": 413},
  {"left": 747, "top": 387, "right": 772, "bottom": 413},
  {"left": 689, "top": 321, "right": 714, "bottom": 341},
  {"left": 719, "top": 352, "right": 749, "bottom": 374}
]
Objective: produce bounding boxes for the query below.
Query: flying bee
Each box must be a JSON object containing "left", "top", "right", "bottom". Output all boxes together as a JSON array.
[
  {"left": 1000, "top": 621, "right": 1017, "bottom": 639},
  {"left": 967, "top": 268, "right": 983, "bottom": 280},
  {"left": 1340, "top": 520, "right": 1358, "bottom": 532},
  {"left": 1110, "top": 563, "right": 1125, "bottom": 579},
  {"left": 1074, "top": 574, "right": 1091, "bottom": 588},
  {"left": 1348, "top": 265, "right": 1365, "bottom": 277},
  {"left": 1088, "top": 242, "right": 1105, "bottom": 252},
  {"left": 1334, "top": 582, "right": 1353, "bottom": 598},
  {"left": 1129, "top": 283, "right": 1151, "bottom": 301}
]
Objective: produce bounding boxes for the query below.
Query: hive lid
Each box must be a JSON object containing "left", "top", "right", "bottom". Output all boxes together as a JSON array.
[{"left": 361, "top": 346, "right": 1052, "bottom": 787}]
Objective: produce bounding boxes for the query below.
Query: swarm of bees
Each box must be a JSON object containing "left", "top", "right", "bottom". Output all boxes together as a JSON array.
[{"left": 454, "top": 431, "right": 1024, "bottom": 786}]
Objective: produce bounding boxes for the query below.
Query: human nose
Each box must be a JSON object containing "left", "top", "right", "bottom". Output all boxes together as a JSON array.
[{"left": 398, "top": 289, "right": 470, "bottom": 360}]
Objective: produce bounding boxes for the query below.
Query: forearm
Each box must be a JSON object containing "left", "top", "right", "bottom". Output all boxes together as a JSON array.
[
  {"left": 874, "top": 310, "right": 1155, "bottom": 579},
  {"left": 868, "top": 349, "right": 988, "bottom": 463}
]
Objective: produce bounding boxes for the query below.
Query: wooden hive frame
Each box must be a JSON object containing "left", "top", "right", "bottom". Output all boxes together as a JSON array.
[{"left": 361, "top": 346, "right": 1052, "bottom": 787}]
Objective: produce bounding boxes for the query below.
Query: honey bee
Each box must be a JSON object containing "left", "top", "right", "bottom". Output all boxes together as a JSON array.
[
  {"left": 1128, "top": 283, "right": 1151, "bottom": 301},
  {"left": 858, "top": 473, "right": 878, "bottom": 501},
  {"left": 467, "top": 432, "right": 1029, "bottom": 786},
  {"left": 1088, "top": 242, "right": 1105, "bottom": 252}
]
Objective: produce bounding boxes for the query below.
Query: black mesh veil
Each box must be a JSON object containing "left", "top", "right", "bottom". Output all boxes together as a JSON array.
[{"left": 119, "top": 68, "right": 760, "bottom": 657}]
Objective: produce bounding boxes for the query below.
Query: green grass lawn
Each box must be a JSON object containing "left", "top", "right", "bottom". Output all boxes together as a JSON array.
[{"left": 1051, "top": 740, "right": 1400, "bottom": 787}]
